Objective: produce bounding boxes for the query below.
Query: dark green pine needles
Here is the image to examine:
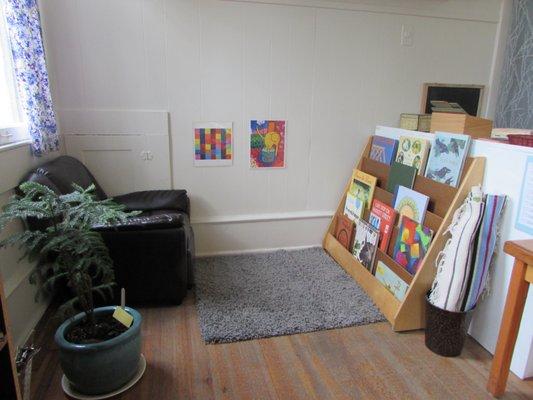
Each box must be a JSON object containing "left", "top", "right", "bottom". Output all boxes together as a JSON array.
[{"left": 0, "top": 182, "right": 138, "bottom": 326}]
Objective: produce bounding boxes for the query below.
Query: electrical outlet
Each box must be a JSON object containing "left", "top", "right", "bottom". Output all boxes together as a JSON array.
[{"left": 401, "top": 25, "right": 413, "bottom": 47}]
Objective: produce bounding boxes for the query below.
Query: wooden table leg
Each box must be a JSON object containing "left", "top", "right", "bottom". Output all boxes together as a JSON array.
[{"left": 487, "top": 259, "right": 529, "bottom": 397}]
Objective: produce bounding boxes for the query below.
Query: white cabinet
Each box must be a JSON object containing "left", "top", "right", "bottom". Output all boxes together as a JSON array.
[{"left": 62, "top": 109, "right": 171, "bottom": 196}]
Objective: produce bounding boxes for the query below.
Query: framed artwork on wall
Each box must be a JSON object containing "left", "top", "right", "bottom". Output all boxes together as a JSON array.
[
  {"left": 249, "top": 120, "right": 286, "bottom": 168},
  {"left": 421, "top": 83, "right": 484, "bottom": 117},
  {"left": 193, "top": 122, "right": 233, "bottom": 166}
]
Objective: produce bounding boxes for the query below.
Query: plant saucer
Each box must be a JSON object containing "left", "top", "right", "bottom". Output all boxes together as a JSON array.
[{"left": 61, "top": 354, "right": 146, "bottom": 400}]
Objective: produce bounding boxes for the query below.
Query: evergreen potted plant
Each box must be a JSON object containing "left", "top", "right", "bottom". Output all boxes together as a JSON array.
[{"left": 0, "top": 182, "right": 142, "bottom": 395}]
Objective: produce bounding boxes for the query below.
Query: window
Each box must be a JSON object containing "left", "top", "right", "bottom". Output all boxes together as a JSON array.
[{"left": 0, "top": 2, "right": 25, "bottom": 146}]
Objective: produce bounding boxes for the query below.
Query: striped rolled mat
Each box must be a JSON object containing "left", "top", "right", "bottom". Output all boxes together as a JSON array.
[{"left": 463, "top": 194, "right": 507, "bottom": 311}]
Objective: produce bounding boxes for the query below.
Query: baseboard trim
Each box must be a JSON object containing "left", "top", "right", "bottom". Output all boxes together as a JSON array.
[
  {"left": 14, "top": 300, "right": 48, "bottom": 349},
  {"left": 4, "top": 264, "right": 33, "bottom": 298},
  {"left": 196, "top": 244, "right": 321, "bottom": 258},
  {"left": 191, "top": 210, "right": 334, "bottom": 225}
]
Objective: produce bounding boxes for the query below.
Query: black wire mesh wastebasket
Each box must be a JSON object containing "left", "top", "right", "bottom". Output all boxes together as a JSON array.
[{"left": 425, "top": 295, "right": 468, "bottom": 357}]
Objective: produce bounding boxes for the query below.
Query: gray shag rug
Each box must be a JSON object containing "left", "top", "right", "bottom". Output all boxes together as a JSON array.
[{"left": 195, "top": 247, "right": 385, "bottom": 343}]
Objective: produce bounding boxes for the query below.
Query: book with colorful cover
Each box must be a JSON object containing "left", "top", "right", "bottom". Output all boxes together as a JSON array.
[
  {"left": 344, "top": 170, "right": 361, "bottom": 220},
  {"left": 352, "top": 218, "right": 379, "bottom": 272},
  {"left": 334, "top": 214, "right": 355, "bottom": 250},
  {"left": 424, "top": 132, "right": 471, "bottom": 187},
  {"left": 386, "top": 162, "right": 417, "bottom": 193},
  {"left": 353, "top": 169, "right": 377, "bottom": 210},
  {"left": 344, "top": 191, "right": 363, "bottom": 221},
  {"left": 463, "top": 194, "right": 507, "bottom": 311},
  {"left": 344, "top": 169, "right": 377, "bottom": 220},
  {"left": 374, "top": 260, "right": 410, "bottom": 301},
  {"left": 392, "top": 215, "right": 433, "bottom": 275},
  {"left": 370, "top": 136, "right": 398, "bottom": 165},
  {"left": 395, "top": 136, "right": 430, "bottom": 175},
  {"left": 369, "top": 199, "right": 397, "bottom": 252},
  {"left": 393, "top": 185, "right": 429, "bottom": 224}
]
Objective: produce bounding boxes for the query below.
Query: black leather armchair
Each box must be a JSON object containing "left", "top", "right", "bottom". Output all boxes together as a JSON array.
[{"left": 21, "top": 156, "right": 194, "bottom": 305}]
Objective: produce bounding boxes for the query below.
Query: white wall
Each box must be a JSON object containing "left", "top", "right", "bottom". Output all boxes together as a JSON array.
[
  {"left": 485, "top": 0, "right": 513, "bottom": 119},
  {"left": 0, "top": 144, "right": 59, "bottom": 347},
  {"left": 61, "top": 109, "right": 172, "bottom": 196},
  {"left": 466, "top": 141, "right": 533, "bottom": 380},
  {"left": 39, "top": 0, "right": 502, "bottom": 254}
]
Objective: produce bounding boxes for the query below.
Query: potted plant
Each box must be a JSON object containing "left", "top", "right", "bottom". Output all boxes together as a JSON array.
[{"left": 0, "top": 182, "right": 141, "bottom": 395}]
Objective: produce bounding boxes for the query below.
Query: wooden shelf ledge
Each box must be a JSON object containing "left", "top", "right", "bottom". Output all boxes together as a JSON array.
[
  {"left": 323, "top": 136, "right": 486, "bottom": 332},
  {"left": 324, "top": 233, "right": 401, "bottom": 323}
]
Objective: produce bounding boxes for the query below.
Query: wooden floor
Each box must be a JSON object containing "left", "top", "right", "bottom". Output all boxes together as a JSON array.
[{"left": 30, "top": 294, "right": 533, "bottom": 400}]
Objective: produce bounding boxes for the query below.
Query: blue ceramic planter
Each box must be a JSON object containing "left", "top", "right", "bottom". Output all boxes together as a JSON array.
[{"left": 55, "top": 306, "right": 142, "bottom": 395}]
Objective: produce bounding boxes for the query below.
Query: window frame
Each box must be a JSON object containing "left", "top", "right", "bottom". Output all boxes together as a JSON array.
[{"left": 0, "top": 0, "right": 28, "bottom": 148}]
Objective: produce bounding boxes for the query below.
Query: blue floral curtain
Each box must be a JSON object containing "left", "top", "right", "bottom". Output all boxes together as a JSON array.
[
  {"left": 495, "top": 0, "right": 533, "bottom": 129},
  {"left": 4, "top": 0, "right": 58, "bottom": 155}
]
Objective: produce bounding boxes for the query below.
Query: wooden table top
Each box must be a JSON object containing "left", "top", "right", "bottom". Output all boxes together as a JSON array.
[{"left": 504, "top": 240, "right": 533, "bottom": 283}]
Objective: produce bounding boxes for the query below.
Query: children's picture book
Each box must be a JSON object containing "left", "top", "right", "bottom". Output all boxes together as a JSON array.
[
  {"left": 352, "top": 218, "right": 379, "bottom": 272},
  {"left": 393, "top": 215, "right": 433, "bottom": 275},
  {"left": 393, "top": 185, "right": 429, "bottom": 224},
  {"left": 344, "top": 170, "right": 363, "bottom": 220},
  {"left": 395, "top": 136, "right": 430, "bottom": 175},
  {"left": 370, "top": 136, "right": 398, "bottom": 165},
  {"left": 374, "top": 261, "right": 410, "bottom": 301},
  {"left": 386, "top": 162, "right": 417, "bottom": 193},
  {"left": 424, "top": 132, "right": 471, "bottom": 187},
  {"left": 344, "top": 191, "right": 363, "bottom": 221},
  {"left": 344, "top": 170, "right": 377, "bottom": 220},
  {"left": 334, "top": 214, "right": 355, "bottom": 250},
  {"left": 353, "top": 170, "right": 377, "bottom": 210},
  {"left": 369, "top": 199, "right": 397, "bottom": 252}
]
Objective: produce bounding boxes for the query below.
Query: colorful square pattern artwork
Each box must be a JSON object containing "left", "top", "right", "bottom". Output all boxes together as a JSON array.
[
  {"left": 250, "top": 120, "right": 286, "bottom": 168},
  {"left": 194, "top": 122, "right": 232, "bottom": 166},
  {"left": 392, "top": 215, "right": 433, "bottom": 275}
]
